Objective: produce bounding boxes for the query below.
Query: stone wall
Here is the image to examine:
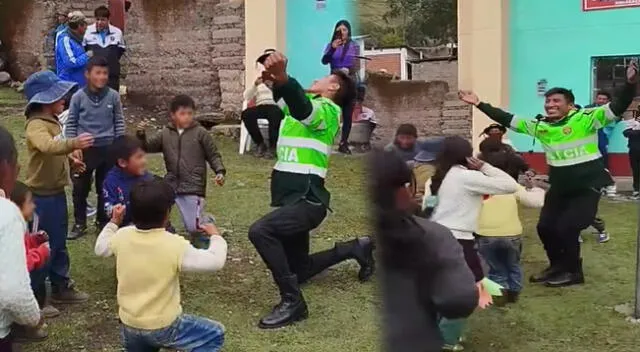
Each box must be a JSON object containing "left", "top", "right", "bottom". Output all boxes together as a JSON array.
[
  {"left": 364, "top": 72, "right": 471, "bottom": 144},
  {"left": 0, "top": 0, "right": 245, "bottom": 119},
  {"left": 410, "top": 59, "right": 458, "bottom": 91}
]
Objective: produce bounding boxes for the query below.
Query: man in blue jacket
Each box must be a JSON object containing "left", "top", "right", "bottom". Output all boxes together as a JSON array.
[{"left": 56, "top": 11, "right": 93, "bottom": 87}]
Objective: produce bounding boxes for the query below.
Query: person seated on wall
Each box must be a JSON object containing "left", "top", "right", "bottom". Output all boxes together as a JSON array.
[
  {"left": 241, "top": 49, "right": 285, "bottom": 159},
  {"left": 351, "top": 83, "right": 377, "bottom": 151}
]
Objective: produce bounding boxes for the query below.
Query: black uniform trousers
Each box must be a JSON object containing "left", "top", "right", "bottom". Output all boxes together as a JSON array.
[
  {"left": 249, "top": 201, "right": 344, "bottom": 284},
  {"left": 536, "top": 187, "right": 601, "bottom": 273}
]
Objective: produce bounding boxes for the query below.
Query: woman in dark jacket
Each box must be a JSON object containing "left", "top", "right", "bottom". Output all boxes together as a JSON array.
[
  {"left": 322, "top": 19, "right": 360, "bottom": 154},
  {"left": 370, "top": 151, "right": 478, "bottom": 352}
]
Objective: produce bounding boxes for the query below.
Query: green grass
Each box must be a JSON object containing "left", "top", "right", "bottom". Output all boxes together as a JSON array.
[{"left": 3, "top": 86, "right": 640, "bottom": 351}]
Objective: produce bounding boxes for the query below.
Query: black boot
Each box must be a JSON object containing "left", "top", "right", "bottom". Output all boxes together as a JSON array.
[
  {"left": 338, "top": 142, "right": 351, "bottom": 155},
  {"left": 529, "top": 259, "right": 562, "bottom": 283},
  {"left": 258, "top": 275, "right": 308, "bottom": 329},
  {"left": 505, "top": 290, "right": 520, "bottom": 303},
  {"left": 254, "top": 143, "right": 268, "bottom": 158},
  {"left": 545, "top": 258, "right": 584, "bottom": 288},
  {"left": 336, "top": 237, "right": 376, "bottom": 282}
]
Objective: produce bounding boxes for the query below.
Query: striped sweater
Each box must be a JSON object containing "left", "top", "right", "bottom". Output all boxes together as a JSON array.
[{"left": 0, "top": 198, "right": 40, "bottom": 338}]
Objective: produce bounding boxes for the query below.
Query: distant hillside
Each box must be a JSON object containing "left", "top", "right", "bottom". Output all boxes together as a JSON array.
[
  {"left": 355, "top": 0, "right": 389, "bottom": 31},
  {"left": 353, "top": 0, "right": 403, "bottom": 47}
]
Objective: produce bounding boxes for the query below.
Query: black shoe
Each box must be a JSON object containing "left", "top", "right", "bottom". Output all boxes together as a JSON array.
[
  {"left": 338, "top": 142, "right": 351, "bottom": 155},
  {"left": 264, "top": 147, "right": 276, "bottom": 160},
  {"left": 505, "top": 290, "right": 520, "bottom": 303},
  {"left": 544, "top": 271, "right": 584, "bottom": 287},
  {"left": 529, "top": 265, "right": 561, "bottom": 283},
  {"left": 258, "top": 275, "right": 308, "bottom": 329},
  {"left": 68, "top": 223, "right": 87, "bottom": 240},
  {"left": 352, "top": 237, "right": 376, "bottom": 282},
  {"left": 254, "top": 143, "right": 268, "bottom": 158}
]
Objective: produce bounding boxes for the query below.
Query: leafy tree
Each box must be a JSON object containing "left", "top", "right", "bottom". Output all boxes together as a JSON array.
[{"left": 384, "top": 0, "right": 457, "bottom": 46}]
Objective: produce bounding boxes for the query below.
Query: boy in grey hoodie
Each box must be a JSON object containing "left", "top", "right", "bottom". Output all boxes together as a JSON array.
[{"left": 66, "top": 56, "right": 125, "bottom": 238}]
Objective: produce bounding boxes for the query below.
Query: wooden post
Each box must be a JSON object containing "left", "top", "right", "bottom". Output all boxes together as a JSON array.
[{"left": 108, "top": 0, "right": 126, "bottom": 32}]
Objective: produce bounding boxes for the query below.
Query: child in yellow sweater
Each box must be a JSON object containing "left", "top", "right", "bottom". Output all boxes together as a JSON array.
[{"left": 476, "top": 150, "right": 545, "bottom": 304}]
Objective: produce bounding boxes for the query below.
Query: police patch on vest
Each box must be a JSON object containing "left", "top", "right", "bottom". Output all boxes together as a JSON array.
[{"left": 562, "top": 126, "right": 572, "bottom": 135}]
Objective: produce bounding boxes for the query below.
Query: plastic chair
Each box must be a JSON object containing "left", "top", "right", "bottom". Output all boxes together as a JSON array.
[{"left": 239, "top": 100, "right": 269, "bottom": 154}]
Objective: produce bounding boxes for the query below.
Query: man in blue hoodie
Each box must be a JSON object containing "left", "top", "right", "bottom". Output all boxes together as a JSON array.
[{"left": 56, "top": 11, "right": 93, "bottom": 87}]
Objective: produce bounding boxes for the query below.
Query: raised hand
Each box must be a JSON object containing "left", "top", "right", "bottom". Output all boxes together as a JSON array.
[
  {"left": 73, "top": 133, "right": 94, "bottom": 150},
  {"left": 199, "top": 223, "right": 220, "bottom": 237},
  {"left": 331, "top": 38, "right": 343, "bottom": 49},
  {"left": 627, "top": 60, "right": 638, "bottom": 83},
  {"left": 458, "top": 90, "right": 480, "bottom": 106},
  {"left": 111, "top": 204, "right": 126, "bottom": 226},
  {"left": 261, "top": 51, "right": 289, "bottom": 85}
]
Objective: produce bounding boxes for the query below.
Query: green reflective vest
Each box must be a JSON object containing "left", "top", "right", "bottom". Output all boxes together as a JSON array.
[
  {"left": 270, "top": 94, "right": 340, "bottom": 207},
  {"left": 275, "top": 94, "right": 340, "bottom": 177},
  {"left": 510, "top": 104, "right": 618, "bottom": 167}
]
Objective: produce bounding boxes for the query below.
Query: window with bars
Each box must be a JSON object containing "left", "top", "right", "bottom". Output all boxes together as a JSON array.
[{"left": 592, "top": 55, "right": 640, "bottom": 118}]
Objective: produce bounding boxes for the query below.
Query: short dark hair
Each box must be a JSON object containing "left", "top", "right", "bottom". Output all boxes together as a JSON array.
[
  {"left": 396, "top": 123, "right": 418, "bottom": 137},
  {"left": 94, "top": 6, "right": 110, "bottom": 18},
  {"left": 331, "top": 69, "right": 356, "bottom": 107},
  {"left": 597, "top": 91, "right": 612, "bottom": 100},
  {"left": 9, "top": 181, "right": 30, "bottom": 209},
  {"left": 478, "top": 138, "right": 505, "bottom": 155},
  {"left": 86, "top": 56, "right": 109, "bottom": 72},
  {"left": 170, "top": 95, "right": 196, "bottom": 113},
  {"left": 0, "top": 126, "right": 17, "bottom": 168},
  {"left": 129, "top": 179, "right": 175, "bottom": 230},
  {"left": 112, "top": 136, "right": 143, "bottom": 165},
  {"left": 544, "top": 87, "right": 575, "bottom": 104}
]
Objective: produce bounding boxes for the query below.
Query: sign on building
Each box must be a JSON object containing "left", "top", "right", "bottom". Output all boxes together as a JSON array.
[{"left": 583, "top": 0, "right": 640, "bottom": 11}]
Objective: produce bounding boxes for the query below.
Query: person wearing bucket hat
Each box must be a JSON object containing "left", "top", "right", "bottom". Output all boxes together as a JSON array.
[
  {"left": 412, "top": 136, "right": 444, "bottom": 201},
  {"left": 56, "top": 11, "right": 92, "bottom": 87},
  {"left": 23, "top": 70, "right": 94, "bottom": 307},
  {"left": 481, "top": 123, "right": 513, "bottom": 148}
]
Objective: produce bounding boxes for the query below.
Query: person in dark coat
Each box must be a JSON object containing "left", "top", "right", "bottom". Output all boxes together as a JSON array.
[{"left": 370, "top": 150, "right": 478, "bottom": 352}]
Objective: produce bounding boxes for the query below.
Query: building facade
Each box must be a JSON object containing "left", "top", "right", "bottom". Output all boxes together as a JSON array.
[{"left": 459, "top": 0, "right": 640, "bottom": 175}]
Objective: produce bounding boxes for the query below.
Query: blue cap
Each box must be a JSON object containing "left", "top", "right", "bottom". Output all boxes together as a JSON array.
[
  {"left": 414, "top": 136, "right": 445, "bottom": 162},
  {"left": 24, "top": 71, "right": 77, "bottom": 116}
]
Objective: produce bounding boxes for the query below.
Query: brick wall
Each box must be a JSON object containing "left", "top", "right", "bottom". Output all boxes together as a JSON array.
[
  {"left": 365, "top": 53, "right": 401, "bottom": 78},
  {"left": 364, "top": 72, "right": 471, "bottom": 144},
  {"left": 411, "top": 59, "right": 458, "bottom": 91},
  {"left": 1, "top": 0, "right": 245, "bottom": 119}
]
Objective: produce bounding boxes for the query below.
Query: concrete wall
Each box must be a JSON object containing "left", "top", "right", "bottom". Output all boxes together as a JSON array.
[
  {"left": 285, "top": 0, "right": 355, "bottom": 87},
  {"left": 412, "top": 59, "right": 458, "bottom": 91},
  {"left": 364, "top": 72, "right": 471, "bottom": 144},
  {"left": 510, "top": 0, "right": 640, "bottom": 154}
]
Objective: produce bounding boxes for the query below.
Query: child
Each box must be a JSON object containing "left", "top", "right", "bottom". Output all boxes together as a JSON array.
[
  {"left": 24, "top": 71, "right": 93, "bottom": 307},
  {"left": 0, "top": 126, "right": 42, "bottom": 351},
  {"left": 136, "top": 95, "right": 226, "bottom": 240},
  {"left": 94, "top": 179, "right": 227, "bottom": 351},
  {"left": 66, "top": 55, "right": 125, "bottom": 239},
  {"left": 476, "top": 151, "right": 545, "bottom": 305},
  {"left": 103, "top": 136, "right": 152, "bottom": 227},
  {"left": 423, "top": 136, "right": 519, "bottom": 351},
  {"left": 9, "top": 182, "right": 51, "bottom": 342}
]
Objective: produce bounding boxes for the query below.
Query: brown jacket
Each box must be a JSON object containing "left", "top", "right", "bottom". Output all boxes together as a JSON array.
[
  {"left": 137, "top": 122, "right": 225, "bottom": 196},
  {"left": 25, "top": 113, "right": 75, "bottom": 195}
]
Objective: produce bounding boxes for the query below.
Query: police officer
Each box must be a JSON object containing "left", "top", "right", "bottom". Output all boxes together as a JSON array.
[
  {"left": 248, "top": 51, "right": 375, "bottom": 329},
  {"left": 458, "top": 61, "right": 638, "bottom": 287}
]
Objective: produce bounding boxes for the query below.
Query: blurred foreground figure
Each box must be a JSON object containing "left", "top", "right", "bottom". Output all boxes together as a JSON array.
[{"left": 370, "top": 151, "right": 478, "bottom": 352}]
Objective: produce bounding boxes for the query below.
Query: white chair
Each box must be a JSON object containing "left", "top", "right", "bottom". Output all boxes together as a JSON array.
[{"left": 239, "top": 100, "right": 269, "bottom": 154}]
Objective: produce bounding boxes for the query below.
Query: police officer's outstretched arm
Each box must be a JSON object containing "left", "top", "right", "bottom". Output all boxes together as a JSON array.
[
  {"left": 458, "top": 90, "right": 535, "bottom": 136},
  {"left": 593, "top": 61, "right": 639, "bottom": 127},
  {"left": 261, "top": 51, "right": 313, "bottom": 122}
]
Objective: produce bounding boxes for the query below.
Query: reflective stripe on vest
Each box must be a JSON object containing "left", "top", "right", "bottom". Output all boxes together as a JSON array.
[{"left": 542, "top": 135, "right": 601, "bottom": 167}]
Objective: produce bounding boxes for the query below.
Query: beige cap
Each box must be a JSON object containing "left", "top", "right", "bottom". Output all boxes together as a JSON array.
[{"left": 67, "top": 11, "right": 87, "bottom": 24}]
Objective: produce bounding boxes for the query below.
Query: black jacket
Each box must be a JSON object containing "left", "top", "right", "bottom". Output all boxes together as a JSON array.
[
  {"left": 380, "top": 216, "right": 478, "bottom": 352},
  {"left": 137, "top": 122, "right": 225, "bottom": 196}
]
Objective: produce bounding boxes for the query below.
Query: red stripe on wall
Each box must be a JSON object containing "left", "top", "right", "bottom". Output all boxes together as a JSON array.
[{"left": 522, "top": 153, "right": 631, "bottom": 176}]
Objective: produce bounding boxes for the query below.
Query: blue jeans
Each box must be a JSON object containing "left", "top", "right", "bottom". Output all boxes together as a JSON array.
[
  {"left": 477, "top": 236, "right": 523, "bottom": 292},
  {"left": 33, "top": 193, "right": 70, "bottom": 291},
  {"left": 121, "top": 314, "right": 225, "bottom": 352}
]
